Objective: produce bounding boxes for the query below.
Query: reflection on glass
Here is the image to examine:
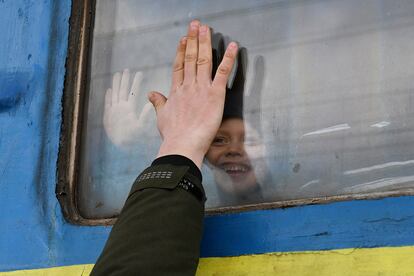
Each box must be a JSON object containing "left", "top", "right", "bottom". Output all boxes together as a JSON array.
[
  {"left": 78, "top": 0, "right": 414, "bottom": 218},
  {"left": 103, "top": 70, "right": 154, "bottom": 149},
  {"left": 206, "top": 118, "right": 273, "bottom": 206},
  {"left": 206, "top": 39, "right": 272, "bottom": 207}
]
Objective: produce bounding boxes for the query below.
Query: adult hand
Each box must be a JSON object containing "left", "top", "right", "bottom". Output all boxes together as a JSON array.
[
  {"left": 148, "top": 20, "right": 238, "bottom": 168},
  {"left": 103, "top": 69, "right": 154, "bottom": 149}
]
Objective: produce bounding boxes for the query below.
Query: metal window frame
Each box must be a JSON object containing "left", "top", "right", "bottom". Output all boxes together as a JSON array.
[
  {"left": 56, "top": 0, "right": 115, "bottom": 225},
  {"left": 56, "top": 0, "right": 414, "bottom": 226}
]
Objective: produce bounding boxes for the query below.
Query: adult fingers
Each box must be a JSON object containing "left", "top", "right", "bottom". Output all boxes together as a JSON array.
[
  {"left": 148, "top": 91, "right": 167, "bottom": 114},
  {"left": 112, "top": 72, "right": 121, "bottom": 103},
  {"left": 211, "top": 32, "right": 224, "bottom": 79},
  {"left": 119, "top": 69, "right": 130, "bottom": 101},
  {"left": 196, "top": 24, "right": 212, "bottom": 83},
  {"left": 212, "top": 42, "right": 238, "bottom": 91},
  {"left": 171, "top": 37, "right": 186, "bottom": 90},
  {"left": 183, "top": 20, "right": 200, "bottom": 85}
]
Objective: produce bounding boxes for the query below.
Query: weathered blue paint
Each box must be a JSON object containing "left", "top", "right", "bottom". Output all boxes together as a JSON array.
[
  {"left": 0, "top": 0, "right": 110, "bottom": 272},
  {"left": 201, "top": 196, "right": 414, "bottom": 257},
  {"left": 2, "top": 0, "right": 414, "bottom": 273},
  {"left": 0, "top": 72, "right": 27, "bottom": 112}
]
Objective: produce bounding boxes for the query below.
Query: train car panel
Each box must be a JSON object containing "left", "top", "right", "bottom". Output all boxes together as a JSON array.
[{"left": 1, "top": 0, "right": 414, "bottom": 275}]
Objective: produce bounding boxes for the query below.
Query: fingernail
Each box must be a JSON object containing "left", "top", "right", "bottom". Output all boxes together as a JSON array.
[
  {"left": 148, "top": 92, "right": 155, "bottom": 100},
  {"left": 181, "top": 37, "right": 187, "bottom": 44},
  {"left": 190, "top": 20, "right": 199, "bottom": 30},
  {"left": 199, "top": 25, "right": 207, "bottom": 35},
  {"left": 229, "top": 42, "right": 237, "bottom": 49}
]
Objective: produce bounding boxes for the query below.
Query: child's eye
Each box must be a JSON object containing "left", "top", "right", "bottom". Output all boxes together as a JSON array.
[{"left": 212, "top": 136, "right": 229, "bottom": 146}]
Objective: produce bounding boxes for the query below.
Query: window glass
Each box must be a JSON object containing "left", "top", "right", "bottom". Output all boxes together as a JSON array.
[{"left": 79, "top": 0, "right": 414, "bottom": 218}]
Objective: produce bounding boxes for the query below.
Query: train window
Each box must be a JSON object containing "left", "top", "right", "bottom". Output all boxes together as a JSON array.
[{"left": 58, "top": 0, "right": 414, "bottom": 224}]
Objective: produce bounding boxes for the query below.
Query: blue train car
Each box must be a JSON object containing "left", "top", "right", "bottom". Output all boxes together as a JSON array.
[{"left": 2, "top": 0, "right": 414, "bottom": 275}]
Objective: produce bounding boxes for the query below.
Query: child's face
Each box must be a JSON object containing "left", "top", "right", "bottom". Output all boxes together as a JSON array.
[{"left": 206, "top": 118, "right": 265, "bottom": 195}]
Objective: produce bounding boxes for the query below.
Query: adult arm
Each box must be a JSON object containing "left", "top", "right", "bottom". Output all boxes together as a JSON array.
[
  {"left": 91, "top": 155, "right": 205, "bottom": 276},
  {"left": 91, "top": 20, "right": 237, "bottom": 276}
]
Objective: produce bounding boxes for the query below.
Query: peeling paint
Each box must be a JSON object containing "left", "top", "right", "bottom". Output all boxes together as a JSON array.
[
  {"left": 5, "top": 246, "right": 414, "bottom": 275},
  {"left": 0, "top": 71, "right": 29, "bottom": 113},
  {"left": 2, "top": 0, "right": 414, "bottom": 274},
  {"left": 0, "top": 0, "right": 110, "bottom": 272}
]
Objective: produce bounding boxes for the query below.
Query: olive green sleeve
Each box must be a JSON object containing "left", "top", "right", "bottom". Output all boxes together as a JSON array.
[{"left": 91, "top": 164, "right": 205, "bottom": 276}]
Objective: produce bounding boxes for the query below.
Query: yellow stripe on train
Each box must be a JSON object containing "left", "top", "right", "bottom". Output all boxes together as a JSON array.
[{"left": 2, "top": 245, "right": 414, "bottom": 275}]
